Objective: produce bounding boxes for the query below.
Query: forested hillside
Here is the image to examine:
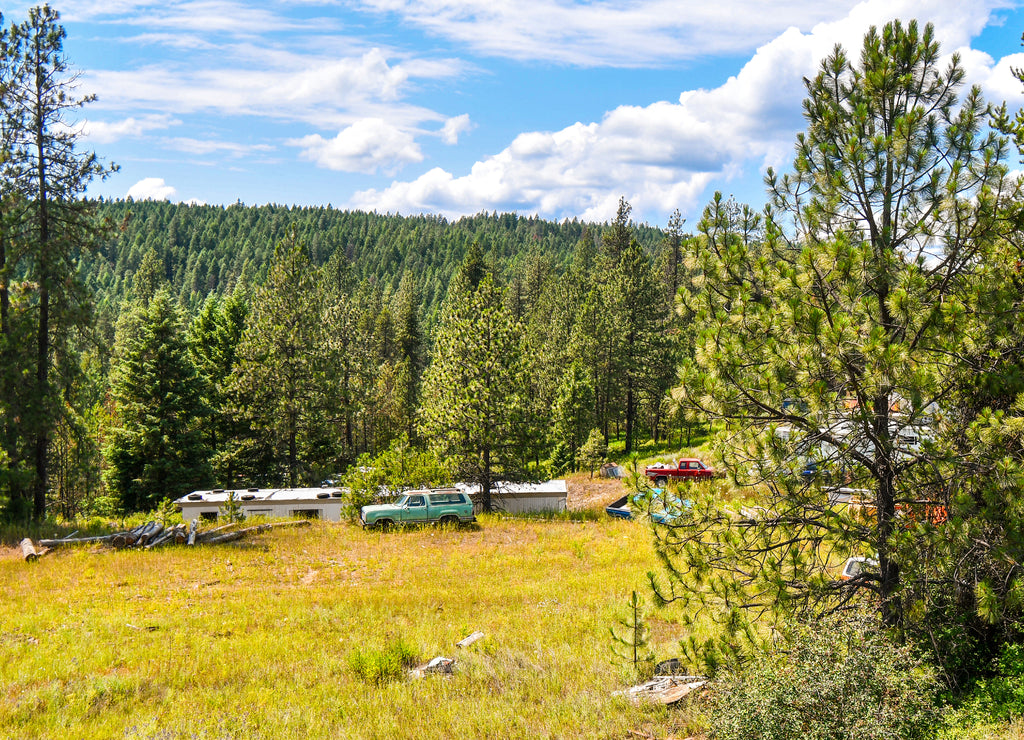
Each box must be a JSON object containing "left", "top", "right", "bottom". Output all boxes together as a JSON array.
[
  {"left": 85, "top": 199, "right": 667, "bottom": 325},
  {"left": 0, "top": 6, "right": 685, "bottom": 523},
  {"left": 14, "top": 192, "right": 687, "bottom": 521}
]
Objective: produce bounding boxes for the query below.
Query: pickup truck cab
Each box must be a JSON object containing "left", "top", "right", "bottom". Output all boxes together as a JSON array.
[
  {"left": 360, "top": 489, "right": 476, "bottom": 529},
  {"left": 645, "top": 458, "right": 718, "bottom": 486}
]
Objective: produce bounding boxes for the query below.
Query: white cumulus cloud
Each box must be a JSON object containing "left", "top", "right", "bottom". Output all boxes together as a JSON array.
[
  {"left": 126, "top": 177, "right": 177, "bottom": 201},
  {"left": 289, "top": 118, "right": 424, "bottom": 174},
  {"left": 351, "top": 0, "right": 1020, "bottom": 221}
]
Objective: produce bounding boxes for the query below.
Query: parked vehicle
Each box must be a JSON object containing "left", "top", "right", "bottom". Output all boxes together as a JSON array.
[
  {"left": 644, "top": 458, "right": 718, "bottom": 486},
  {"left": 606, "top": 490, "right": 691, "bottom": 524},
  {"left": 840, "top": 556, "right": 878, "bottom": 581},
  {"left": 360, "top": 489, "right": 476, "bottom": 529}
]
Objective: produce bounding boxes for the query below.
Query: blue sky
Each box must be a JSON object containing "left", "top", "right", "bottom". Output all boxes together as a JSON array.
[{"left": 10, "top": 0, "right": 1024, "bottom": 226}]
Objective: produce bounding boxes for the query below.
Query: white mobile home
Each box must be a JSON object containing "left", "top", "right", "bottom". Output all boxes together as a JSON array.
[
  {"left": 175, "top": 487, "right": 347, "bottom": 522},
  {"left": 456, "top": 479, "right": 568, "bottom": 515}
]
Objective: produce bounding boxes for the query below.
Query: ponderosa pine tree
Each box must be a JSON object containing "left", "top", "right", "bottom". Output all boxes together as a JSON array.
[
  {"left": 1, "top": 6, "right": 113, "bottom": 520},
  {"left": 105, "top": 289, "right": 212, "bottom": 512},
  {"left": 657, "top": 20, "right": 1022, "bottom": 677},
  {"left": 418, "top": 251, "right": 531, "bottom": 512}
]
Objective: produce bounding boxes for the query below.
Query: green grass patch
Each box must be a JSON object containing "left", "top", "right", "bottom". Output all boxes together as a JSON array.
[{"left": 348, "top": 637, "right": 420, "bottom": 686}]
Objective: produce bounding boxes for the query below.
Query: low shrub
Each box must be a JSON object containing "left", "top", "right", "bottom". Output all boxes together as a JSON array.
[{"left": 709, "top": 611, "right": 939, "bottom": 740}]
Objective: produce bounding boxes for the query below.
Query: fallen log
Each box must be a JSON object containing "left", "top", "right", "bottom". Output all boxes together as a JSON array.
[
  {"left": 252, "top": 520, "right": 311, "bottom": 532},
  {"left": 38, "top": 534, "right": 114, "bottom": 548},
  {"left": 203, "top": 530, "right": 245, "bottom": 545},
  {"left": 199, "top": 519, "right": 311, "bottom": 545},
  {"left": 194, "top": 523, "right": 238, "bottom": 542},
  {"left": 138, "top": 522, "right": 164, "bottom": 547},
  {"left": 145, "top": 526, "right": 179, "bottom": 550},
  {"left": 113, "top": 522, "right": 153, "bottom": 549},
  {"left": 20, "top": 538, "right": 38, "bottom": 562}
]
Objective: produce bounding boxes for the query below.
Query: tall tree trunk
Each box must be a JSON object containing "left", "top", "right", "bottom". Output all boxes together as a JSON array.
[
  {"left": 625, "top": 384, "right": 635, "bottom": 454},
  {"left": 481, "top": 446, "right": 492, "bottom": 514},
  {"left": 32, "top": 55, "right": 51, "bottom": 522}
]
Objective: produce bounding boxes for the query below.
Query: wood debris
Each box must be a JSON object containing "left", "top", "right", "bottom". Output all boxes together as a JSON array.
[
  {"left": 26, "top": 518, "right": 311, "bottom": 555},
  {"left": 410, "top": 656, "right": 455, "bottom": 678},
  {"left": 615, "top": 675, "right": 707, "bottom": 705},
  {"left": 20, "top": 538, "right": 39, "bottom": 562},
  {"left": 456, "top": 630, "right": 484, "bottom": 648}
]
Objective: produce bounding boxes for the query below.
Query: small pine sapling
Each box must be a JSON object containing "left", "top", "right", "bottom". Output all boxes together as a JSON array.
[
  {"left": 578, "top": 428, "right": 607, "bottom": 479},
  {"left": 156, "top": 497, "right": 180, "bottom": 526},
  {"left": 220, "top": 490, "right": 244, "bottom": 523},
  {"left": 610, "top": 590, "right": 655, "bottom": 680}
]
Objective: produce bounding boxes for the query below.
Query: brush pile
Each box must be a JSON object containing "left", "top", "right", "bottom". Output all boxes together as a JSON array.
[{"left": 21, "top": 519, "right": 311, "bottom": 561}]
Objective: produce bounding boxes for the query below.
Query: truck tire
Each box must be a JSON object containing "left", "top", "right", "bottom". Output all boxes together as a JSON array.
[
  {"left": 439, "top": 515, "right": 459, "bottom": 527},
  {"left": 655, "top": 476, "right": 667, "bottom": 487},
  {"left": 376, "top": 519, "right": 394, "bottom": 531}
]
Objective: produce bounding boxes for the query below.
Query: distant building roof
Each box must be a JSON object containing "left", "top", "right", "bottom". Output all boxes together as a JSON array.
[
  {"left": 455, "top": 479, "right": 567, "bottom": 497},
  {"left": 175, "top": 487, "right": 346, "bottom": 505}
]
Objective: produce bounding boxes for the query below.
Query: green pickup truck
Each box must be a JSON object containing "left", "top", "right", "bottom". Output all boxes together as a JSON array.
[{"left": 360, "top": 489, "right": 476, "bottom": 529}]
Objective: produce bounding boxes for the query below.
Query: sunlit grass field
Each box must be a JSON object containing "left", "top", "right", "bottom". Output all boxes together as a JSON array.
[{"left": 0, "top": 515, "right": 699, "bottom": 739}]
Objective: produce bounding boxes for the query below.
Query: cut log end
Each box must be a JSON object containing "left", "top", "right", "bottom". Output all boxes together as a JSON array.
[{"left": 20, "top": 538, "right": 38, "bottom": 562}]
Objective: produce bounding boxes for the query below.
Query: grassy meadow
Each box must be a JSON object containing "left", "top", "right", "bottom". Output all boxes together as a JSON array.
[{"left": 0, "top": 514, "right": 699, "bottom": 739}]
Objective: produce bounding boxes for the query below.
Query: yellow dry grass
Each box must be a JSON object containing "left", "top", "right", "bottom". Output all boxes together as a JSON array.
[{"left": 0, "top": 516, "right": 698, "bottom": 740}]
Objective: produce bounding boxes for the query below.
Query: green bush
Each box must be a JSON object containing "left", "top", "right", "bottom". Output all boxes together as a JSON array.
[
  {"left": 943, "top": 642, "right": 1024, "bottom": 730},
  {"left": 347, "top": 638, "right": 419, "bottom": 686},
  {"left": 710, "top": 612, "right": 939, "bottom": 740}
]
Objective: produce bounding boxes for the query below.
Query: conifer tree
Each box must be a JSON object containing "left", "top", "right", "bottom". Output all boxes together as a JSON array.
[
  {"left": 188, "top": 285, "right": 248, "bottom": 484},
  {"left": 604, "top": 237, "right": 672, "bottom": 453},
  {"left": 229, "top": 238, "right": 328, "bottom": 487},
  {"left": 105, "top": 289, "right": 212, "bottom": 512},
  {"left": 659, "top": 20, "right": 1022, "bottom": 676},
  {"left": 1, "top": 6, "right": 113, "bottom": 520},
  {"left": 418, "top": 254, "right": 531, "bottom": 512},
  {"left": 391, "top": 272, "right": 423, "bottom": 442}
]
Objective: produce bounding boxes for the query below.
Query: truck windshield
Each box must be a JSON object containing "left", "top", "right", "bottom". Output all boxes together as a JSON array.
[{"left": 393, "top": 494, "right": 409, "bottom": 507}]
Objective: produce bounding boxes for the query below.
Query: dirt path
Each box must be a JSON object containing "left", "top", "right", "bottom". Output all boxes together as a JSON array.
[{"left": 565, "top": 473, "right": 626, "bottom": 511}]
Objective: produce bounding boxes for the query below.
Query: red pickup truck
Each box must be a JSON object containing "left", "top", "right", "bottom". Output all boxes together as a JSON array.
[{"left": 645, "top": 458, "right": 718, "bottom": 486}]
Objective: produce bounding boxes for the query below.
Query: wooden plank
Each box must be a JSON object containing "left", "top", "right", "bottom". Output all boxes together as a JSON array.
[{"left": 655, "top": 680, "right": 706, "bottom": 705}]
